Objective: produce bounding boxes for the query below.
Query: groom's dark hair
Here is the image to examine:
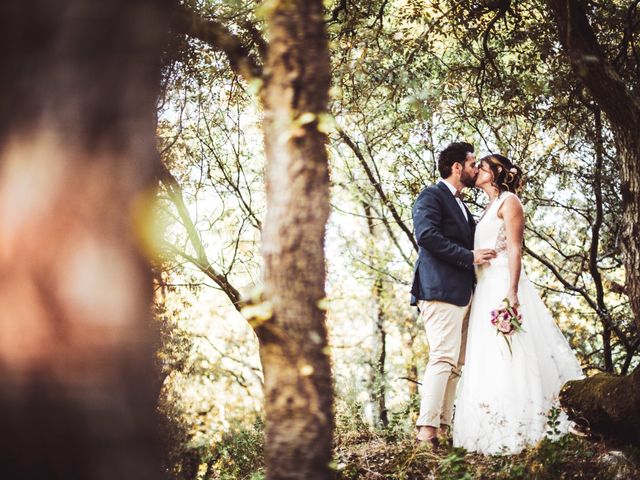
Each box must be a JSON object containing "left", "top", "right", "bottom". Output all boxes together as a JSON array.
[{"left": 438, "top": 141, "right": 474, "bottom": 178}]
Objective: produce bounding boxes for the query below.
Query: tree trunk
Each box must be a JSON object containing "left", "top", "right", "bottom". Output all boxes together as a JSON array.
[
  {"left": 363, "top": 202, "right": 389, "bottom": 429},
  {"left": 548, "top": 0, "right": 640, "bottom": 443},
  {"left": 615, "top": 130, "right": 640, "bottom": 333},
  {"left": 547, "top": 0, "right": 640, "bottom": 334},
  {"left": 406, "top": 358, "right": 419, "bottom": 399},
  {"left": 0, "top": 1, "right": 171, "bottom": 478},
  {"left": 254, "top": 1, "right": 334, "bottom": 479},
  {"left": 372, "top": 276, "right": 389, "bottom": 429}
]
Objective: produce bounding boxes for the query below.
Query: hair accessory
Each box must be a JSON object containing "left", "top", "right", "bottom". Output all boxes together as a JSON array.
[{"left": 509, "top": 167, "right": 517, "bottom": 173}]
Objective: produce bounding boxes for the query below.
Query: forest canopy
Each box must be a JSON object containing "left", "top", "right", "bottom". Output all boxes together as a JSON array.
[{"left": 156, "top": 0, "right": 639, "bottom": 477}]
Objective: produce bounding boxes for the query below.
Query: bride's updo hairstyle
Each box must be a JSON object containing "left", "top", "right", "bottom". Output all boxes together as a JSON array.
[{"left": 480, "top": 153, "right": 523, "bottom": 194}]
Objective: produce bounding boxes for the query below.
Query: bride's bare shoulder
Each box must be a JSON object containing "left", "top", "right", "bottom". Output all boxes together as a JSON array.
[
  {"left": 498, "top": 192, "right": 523, "bottom": 217},
  {"left": 505, "top": 192, "right": 523, "bottom": 204}
]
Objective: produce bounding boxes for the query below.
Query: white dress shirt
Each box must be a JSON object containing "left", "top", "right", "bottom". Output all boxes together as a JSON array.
[{"left": 438, "top": 179, "right": 468, "bottom": 221}]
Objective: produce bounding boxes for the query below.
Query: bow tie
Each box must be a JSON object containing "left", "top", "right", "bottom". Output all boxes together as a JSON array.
[{"left": 453, "top": 190, "right": 463, "bottom": 199}]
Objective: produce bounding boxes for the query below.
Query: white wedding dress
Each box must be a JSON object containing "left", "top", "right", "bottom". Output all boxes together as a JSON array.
[{"left": 452, "top": 192, "right": 584, "bottom": 455}]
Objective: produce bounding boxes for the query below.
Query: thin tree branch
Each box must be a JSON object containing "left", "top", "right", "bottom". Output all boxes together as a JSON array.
[
  {"left": 338, "top": 128, "right": 419, "bottom": 252},
  {"left": 525, "top": 245, "right": 632, "bottom": 352},
  {"left": 159, "top": 163, "right": 243, "bottom": 309},
  {"left": 162, "top": 241, "right": 242, "bottom": 311}
]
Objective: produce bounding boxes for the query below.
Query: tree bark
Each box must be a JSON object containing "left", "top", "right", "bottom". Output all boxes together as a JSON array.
[
  {"left": 364, "top": 202, "right": 389, "bottom": 428},
  {"left": 547, "top": 0, "right": 640, "bottom": 334},
  {"left": 548, "top": 0, "right": 640, "bottom": 443},
  {"left": 405, "top": 347, "right": 419, "bottom": 400},
  {"left": 372, "top": 276, "right": 389, "bottom": 429},
  {"left": 0, "top": 1, "right": 171, "bottom": 478},
  {"left": 254, "top": 1, "right": 334, "bottom": 479}
]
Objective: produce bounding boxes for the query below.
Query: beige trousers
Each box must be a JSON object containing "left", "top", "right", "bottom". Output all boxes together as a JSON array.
[{"left": 416, "top": 298, "right": 471, "bottom": 428}]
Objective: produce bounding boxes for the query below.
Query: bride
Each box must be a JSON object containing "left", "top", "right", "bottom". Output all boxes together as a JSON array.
[{"left": 452, "top": 153, "right": 584, "bottom": 455}]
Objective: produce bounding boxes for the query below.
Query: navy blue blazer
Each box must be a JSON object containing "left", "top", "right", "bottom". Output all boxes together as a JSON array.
[{"left": 410, "top": 181, "right": 476, "bottom": 307}]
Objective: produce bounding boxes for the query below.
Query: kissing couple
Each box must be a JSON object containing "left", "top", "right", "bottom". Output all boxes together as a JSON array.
[{"left": 410, "top": 142, "right": 583, "bottom": 455}]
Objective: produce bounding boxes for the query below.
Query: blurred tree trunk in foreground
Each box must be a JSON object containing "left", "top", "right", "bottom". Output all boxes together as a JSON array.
[{"left": 0, "top": 1, "right": 171, "bottom": 478}]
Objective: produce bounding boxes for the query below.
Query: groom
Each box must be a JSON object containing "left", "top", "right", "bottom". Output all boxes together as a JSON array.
[{"left": 410, "top": 141, "right": 496, "bottom": 447}]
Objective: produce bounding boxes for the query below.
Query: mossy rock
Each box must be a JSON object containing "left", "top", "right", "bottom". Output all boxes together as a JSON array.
[{"left": 560, "top": 366, "right": 640, "bottom": 446}]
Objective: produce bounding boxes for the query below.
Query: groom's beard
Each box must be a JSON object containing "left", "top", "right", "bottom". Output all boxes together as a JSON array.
[{"left": 461, "top": 172, "right": 477, "bottom": 188}]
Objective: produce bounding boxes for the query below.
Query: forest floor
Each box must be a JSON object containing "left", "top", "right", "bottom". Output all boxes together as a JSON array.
[
  {"left": 333, "top": 428, "right": 640, "bottom": 480},
  {"left": 211, "top": 411, "right": 640, "bottom": 480}
]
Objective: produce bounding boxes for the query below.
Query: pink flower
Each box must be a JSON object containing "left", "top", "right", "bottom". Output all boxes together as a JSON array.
[{"left": 497, "top": 319, "right": 512, "bottom": 333}]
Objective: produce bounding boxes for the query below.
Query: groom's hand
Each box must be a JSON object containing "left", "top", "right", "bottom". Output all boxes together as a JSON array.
[{"left": 472, "top": 248, "right": 497, "bottom": 265}]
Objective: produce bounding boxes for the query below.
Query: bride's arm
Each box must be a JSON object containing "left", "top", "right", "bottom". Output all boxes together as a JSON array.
[{"left": 499, "top": 195, "right": 525, "bottom": 305}]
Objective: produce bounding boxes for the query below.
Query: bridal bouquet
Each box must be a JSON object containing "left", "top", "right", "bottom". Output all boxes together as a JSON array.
[{"left": 490, "top": 298, "right": 524, "bottom": 355}]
